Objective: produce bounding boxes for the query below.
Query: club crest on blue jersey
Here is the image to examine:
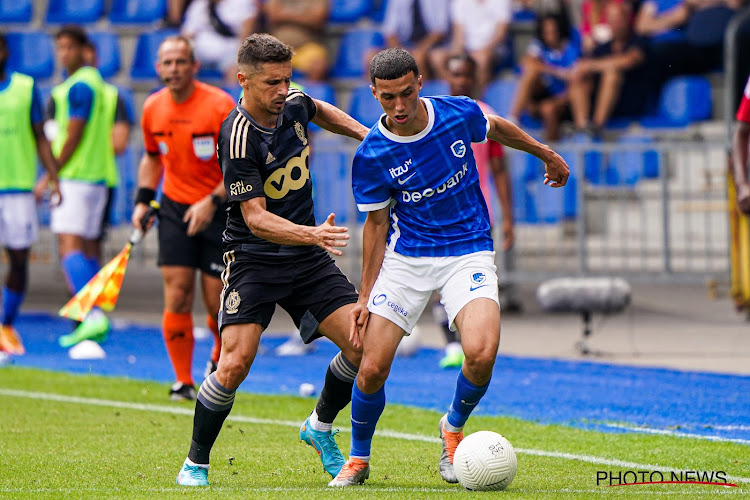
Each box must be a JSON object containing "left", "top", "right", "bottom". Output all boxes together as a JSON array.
[{"left": 451, "top": 140, "right": 466, "bottom": 158}]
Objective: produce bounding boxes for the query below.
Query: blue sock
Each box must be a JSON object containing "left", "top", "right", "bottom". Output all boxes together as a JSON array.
[
  {"left": 447, "top": 370, "right": 490, "bottom": 429},
  {"left": 61, "top": 251, "right": 95, "bottom": 294},
  {"left": 350, "top": 383, "right": 386, "bottom": 459},
  {"left": 2, "top": 286, "right": 24, "bottom": 326},
  {"left": 85, "top": 256, "right": 100, "bottom": 277}
]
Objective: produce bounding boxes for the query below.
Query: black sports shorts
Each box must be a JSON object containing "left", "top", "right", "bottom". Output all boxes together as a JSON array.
[
  {"left": 217, "top": 248, "right": 358, "bottom": 342},
  {"left": 157, "top": 195, "right": 225, "bottom": 278}
]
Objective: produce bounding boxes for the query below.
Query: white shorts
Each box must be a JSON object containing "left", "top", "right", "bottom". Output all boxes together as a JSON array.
[
  {"left": 50, "top": 180, "right": 108, "bottom": 239},
  {"left": 367, "top": 249, "right": 499, "bottom": 334},
  {"left": 0, "top": 192, "right": 38, "bottom": 249}
]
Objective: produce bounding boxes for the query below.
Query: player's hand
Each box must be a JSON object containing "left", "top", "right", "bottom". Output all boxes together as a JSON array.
[
  {"left": 502, "top": 218, "right": 514, "bottom": 251},
  {"left": 312, "top": 213, "right": 350, "bottom": 256},
  {"left": 184, "top": 196, "right": 215, "bottom": 237},
  {"left": 738, "top": 183, "right": 750, "bottom": 215},
  {"left": 543, "top": 150, "right": 569, "bottom": 188},
  {"left": 33, "top": 174, "right": 49, "bottom": 203},
  {"left": 48, "top": 179, "right": 62, "bottom": 207},
  {"left": 132, "top": 202, "right": 156, "bottom": 233},
  {"left": 349, "top": 300, "right": 369, "bottom": 348}
]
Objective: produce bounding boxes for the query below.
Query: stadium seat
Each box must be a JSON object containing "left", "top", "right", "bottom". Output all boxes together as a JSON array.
[
  {"left": 331, "top": 28, "right": 384, "bottom": 79},
  {"left": 0, "top": 0, "right": 32, "bottom": 23},
  {"left": 110, "top": 0, "right": 166, "bottom": 24},
  {"left": 310, "top": 137, "right": 355, "bottom": 224},
  {"left": 5, "top": 32, "right": 54, "bottom": 80},
  {"left": 640, "top": 76, "right": 712, "bottom": 128},
  {"left": 131, "top": 29, "right": 178, "bottom": 80},
  {"left": 606, "top": 134, "right": 659, "bottom": 185},
  {"left": 370, "top": 0, "right": 388, "bottom": 22},
  {"left": 197, "top": 67, "right": 223, "bottom": 81},
  {"left": 557, "top": 134, "right": 604, "bottom": 186},
  {"left": 329, "top": 0, "right": 372, "bottom": 23},
  {"left": 300, "top": 81, "right": 336, "bottom": 106},
  {"left": 512, "top": 8, "right": 537, "bottom": 22},
  {"left": 46, "top": 0, "right": 104, "bottom": 24},
  {"left": 420, "top": 79, "right": 449, "bottom": 97},
  {"left": 348, "top": 84, "right": 383, "bottom": 128},
  {"left": 482, "top": 78, "right": 517, "bottom": 119},
  {"left": 88, "top": 32, "right": 121, "bottom": 80}
]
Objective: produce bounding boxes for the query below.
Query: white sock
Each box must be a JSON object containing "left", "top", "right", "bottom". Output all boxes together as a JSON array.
[
  {"left": 309, "top": 410, "right": 332, "bottom": 432},
  {"left": 349, "top": 455, "right": 370, "bottom": 462},
  {"left": 442, "top": 414, "right": 463, "bottom": 433},
  {"left": 185, "top": 457, "right": 209, "bottom": 468}
]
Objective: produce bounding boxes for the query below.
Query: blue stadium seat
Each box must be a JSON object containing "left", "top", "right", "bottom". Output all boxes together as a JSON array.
[
  {"left": 420, "top": 79, "right": 449, "bottom": 97},
  {"left": 197, "top": 67, "right": 223, "bottom": 81},
  {"left": 131, "top": 29, "right": 178, "bottom": 80},
  {"left": 88, "top": 32, "right": 121, "bottom": 79},
  {"left": 348, "top": 84, "right": 383, "bottom": 128},
  {"left": 606, "top": 134, "right": 659, "bottom": 185},
  {"left": 310, "top": 137, "right": 355, "bottom": 224},
  {"left": 46, "top": 0, "right": 104, "bottom": 24},
  {"left": 512, "top": 8, "right": 537, "bottom": 22},
  {"left": 557, "top": 134, "right": 604, "bottom": 186},
  {"left": 482, "top": 78, "right": 517, "bottom": 119},
  {"left": 5, "top": 32, "right": 54, "bottom": 80},
  {"left": 331, "top": 28, "right": 383, "bottom": 79},
  {"left": 0, "top": 0, "right": 32, "bottom": 23},
  {"left": 640, "top": 76, "right": 712, "bottom": 128},
  {"left": 300, "top": 81, "right": 336, "bottom": 106},
  {"left": 110, "top": 0, "right": 166, "bottom": 24},
  {"left": 370, "top": 0, "right": 388, "bottom": 22},
  {"left": 506, "top": 152, "right": 529, "bottom": 223},
  {"left": 329, "top": 0, "right": 372, "bottom": 23}
]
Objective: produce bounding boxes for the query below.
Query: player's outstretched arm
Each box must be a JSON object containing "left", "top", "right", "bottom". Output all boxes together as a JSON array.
[
  {"left": 240, "top": 197, "right": 350, "bottom": 255},
  {"left": 311, "top": 98, "right": 369, "bottom": 141},
  {"left": 486, "top": 114, "right": 569, "bottom": 187},
  {"left": 350, "top": 207, "right": 389, "bottom": 347}
]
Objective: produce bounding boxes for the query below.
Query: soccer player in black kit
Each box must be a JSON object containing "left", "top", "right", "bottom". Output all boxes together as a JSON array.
[{"left": 176, "top": 34, "right": 369, "bottom": 486}]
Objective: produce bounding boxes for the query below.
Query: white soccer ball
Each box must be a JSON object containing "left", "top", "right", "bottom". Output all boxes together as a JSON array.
[{"left": 453, "top": 431, "right": 517, "bottom": 491}]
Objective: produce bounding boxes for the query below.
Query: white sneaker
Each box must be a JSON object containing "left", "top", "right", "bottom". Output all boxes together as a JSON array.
[{"left": 275, "top": 335, "right": 313, "bottom": 356}]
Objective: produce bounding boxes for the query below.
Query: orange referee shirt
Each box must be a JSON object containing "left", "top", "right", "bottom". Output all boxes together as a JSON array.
[{"left": 141, "top": 81, "right": 236, "bottom": 205}]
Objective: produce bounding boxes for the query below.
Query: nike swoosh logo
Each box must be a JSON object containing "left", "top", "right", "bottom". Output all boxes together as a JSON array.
[
  {"left": 469, "top": 284, "right": 489, "bottom": 291},
  {"left": 397, "top": 172, "right": 416, "bottom": 185}
]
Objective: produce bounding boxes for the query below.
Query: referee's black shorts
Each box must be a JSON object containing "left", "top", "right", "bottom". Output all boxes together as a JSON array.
[
  {"left": 217, "top": 248, "right": 358, "bottom": 342},
  {"left": 157, "top": 194, "right": 225, "bottom": 278}
]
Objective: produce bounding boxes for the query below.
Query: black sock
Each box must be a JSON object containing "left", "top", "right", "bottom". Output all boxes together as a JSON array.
[
  {"left": 188, "top": 373, "right": 235, "bottom": 464},
  {"left": 315, "top": 352, "right": 358, "bottom": 424}
]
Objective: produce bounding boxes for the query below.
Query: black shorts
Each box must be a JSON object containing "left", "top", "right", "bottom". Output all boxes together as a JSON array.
[
  {"left": 157, "top": 195, "right": 225, "bottom": 278},
  {"left": 217, "top": 249, "right": 359, "bottom": 342},
  {"left": 97, "top": 187, "right": 115, "bottom": 243}
]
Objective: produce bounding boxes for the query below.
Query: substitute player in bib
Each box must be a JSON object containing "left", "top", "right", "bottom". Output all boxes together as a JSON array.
[
  {"left": 0, "top": 32, "right": 61, "bottom": 356},
  {"left": 176, "top": 34, "right": 369, "bottom": 487},
  {"left": 132, "top": 36, "right": 235, "bottom": 401},
  {"left": 330, "top": 48, "right": 569, "bottom": 487}
]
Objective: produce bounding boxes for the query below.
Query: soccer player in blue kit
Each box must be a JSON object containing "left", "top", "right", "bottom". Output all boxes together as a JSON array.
[{"left": 329, "top": 48, "right": 570, "bottom": 487}]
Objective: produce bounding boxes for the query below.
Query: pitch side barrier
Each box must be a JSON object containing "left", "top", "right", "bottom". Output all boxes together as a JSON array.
[{"left": 28, "top": 137, "right": 730, "bottom": 286}]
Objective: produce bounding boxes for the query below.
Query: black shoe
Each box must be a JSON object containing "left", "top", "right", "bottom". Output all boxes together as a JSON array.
[
  {"left": 170, "top": 382, "right": 197, "bottom": 402},
  {"left": 203, "top": 359, "right": 217, "bottom": 379}
]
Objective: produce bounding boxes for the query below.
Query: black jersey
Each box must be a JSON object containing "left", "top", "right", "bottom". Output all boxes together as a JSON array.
[{"left": 218, "top": 89, "right": 324, "bottom": 257}]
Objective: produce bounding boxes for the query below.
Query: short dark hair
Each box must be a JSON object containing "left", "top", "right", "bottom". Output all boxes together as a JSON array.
[
  {"left": 55, "top": 25, "right": 89, "bottom": 46},
  {"left": 237, "top": 34, "right": 293, "bottom": 71},
  {"left": 369, "top": 48, "right": 419, "bottom": 85},
  {"left": 158, "top": 35, "right": 196, "bottom": 62},
  {"left": 446, "top": 53, "right": 476, "bottom": 72}
]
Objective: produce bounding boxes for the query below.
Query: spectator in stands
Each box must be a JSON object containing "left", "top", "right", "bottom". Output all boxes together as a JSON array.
[
  {"left": 181, "top": 0, "right": 258, "bottom": 83},
  {"left": 264, "top": 0, "right": 330, "bottom": 82},
  {"left": 381, "top": 0, "right": 450, "bottom": 80},
  {"left": 580, "top": 0, "right": 626, "bottom": 54},
  {"left": 568, "top": 1, "right": 650, "bottom": 135},
  {"left": 436, "top": 0, "right": 513, "bottom": 93},
  {"left": 634, "top": 0, "right": 689, "bottom": 43},
  {"left": 167, "top": 0, "right": 193, "bottom": 27},
  {"left": 508, "top": 14, "right": 580, "bottom": 140},
  {"left": 732, "top": 74, "right": 750, "bottom": 215},
  {"left": 519, "top": 0, "right": 573, "bottom": 33},
  {"left": 645, "top": 0, "right": 738, "bottom": 81}
]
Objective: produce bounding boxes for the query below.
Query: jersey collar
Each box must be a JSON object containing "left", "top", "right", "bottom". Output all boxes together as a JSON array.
[
  {"left": 236, "top": 98, "right": 283, "bottom": 134},
  {"left": 377, "top": 97, "right": 435, "bottom": 144}
]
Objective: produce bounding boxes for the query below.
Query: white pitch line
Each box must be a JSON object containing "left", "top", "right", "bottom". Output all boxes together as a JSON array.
[
  {"left": 604, "top": 423, "right": 750, "bottom": 446},
  {"left": 1, "top": 388, "right": 749, "bottom": 486}
]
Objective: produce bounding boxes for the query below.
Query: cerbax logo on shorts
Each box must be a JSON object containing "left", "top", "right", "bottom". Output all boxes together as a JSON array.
[
  {"left": 372, "top": 293, "right": 408, "bottom": 317},
  {"left": 401, "top": 162, "right": 468, "bottom": 204}
]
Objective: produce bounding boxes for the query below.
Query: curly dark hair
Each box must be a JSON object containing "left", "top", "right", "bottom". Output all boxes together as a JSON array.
[{"left": 369, "top": 48, "right": 419, "bottom": 85}]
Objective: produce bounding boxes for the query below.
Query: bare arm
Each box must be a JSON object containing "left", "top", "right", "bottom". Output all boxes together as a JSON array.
[
  {"left": 349, "top": 206, "right": 390, "bottom": 346},
  {"left": 240, "top": 197, "right": 349, "bottom": 254},
  {"left": 33, "top": 123, "right": 59, "bottom": 180},
  {"left": 635, "top": 2, "right": 690, "bottom": 35},
  {"left": 265, "top": 0, "right": 328, "bottom": 29},
  {"left": 311, "top": 99, "right": 369, "bottom": 141},
  {"left": 485, "top": 114, "right": 569, "bottom": 187},
  {"left": 489, "top": 155, "right": 514, "bottom": 250},
  {"left": 451, "top": 23, "right": 465, "bottom": 53},
  {"left": 588, "top": 47, "right": 646, "bottom": 73},
  {"left": 112, "top": 122, "right": 130, "bottom": 156},
  {"left": 733, "top": 121, "right": 750, "bottom": 214},
  {"left": 56, "top": 118, "right": 85, "bottom": 168}
]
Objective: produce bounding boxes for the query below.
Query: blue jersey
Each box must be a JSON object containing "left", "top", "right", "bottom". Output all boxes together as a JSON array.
[
  {"left": 352, "top": 96, "right": 494, "bottom": 257},
  {"left": 527, "top": 38, "right": 580, "bottom": 96}
]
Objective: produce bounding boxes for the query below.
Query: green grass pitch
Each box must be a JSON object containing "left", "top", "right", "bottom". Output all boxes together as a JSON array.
[{"left": 0, "top": 367, "right": 747, "bottom": 499}]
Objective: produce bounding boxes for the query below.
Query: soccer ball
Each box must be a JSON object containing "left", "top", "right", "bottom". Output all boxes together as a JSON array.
[{"left": 453, "top": 431, "right": 517, "bottom": 491}]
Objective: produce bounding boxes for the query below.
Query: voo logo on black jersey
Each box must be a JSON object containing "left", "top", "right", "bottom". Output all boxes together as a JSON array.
[{"left": 264, "top": 146, "right": 310, "bottom": 199}]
